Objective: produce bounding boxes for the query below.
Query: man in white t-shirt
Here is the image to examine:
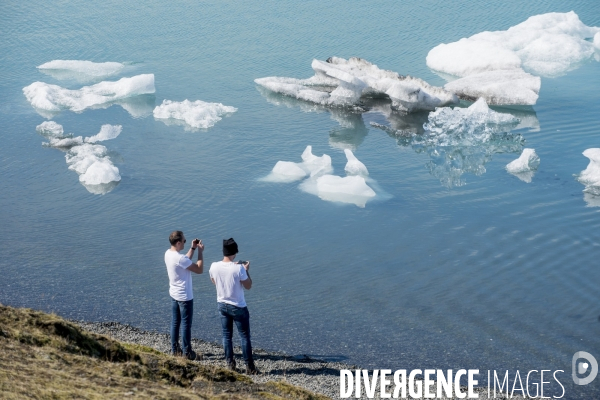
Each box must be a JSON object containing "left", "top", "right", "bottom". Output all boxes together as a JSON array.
[
  {"left": 209, "top": 238, "right": 257, "bottom": 374},
  {"left": 165, "top": 230, "right": 204, "bottom": 360}
]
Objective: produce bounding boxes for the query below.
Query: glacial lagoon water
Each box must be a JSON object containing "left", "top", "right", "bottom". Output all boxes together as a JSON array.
[{"left": 1, "top": 1, "right": 600, "bottom": 397}]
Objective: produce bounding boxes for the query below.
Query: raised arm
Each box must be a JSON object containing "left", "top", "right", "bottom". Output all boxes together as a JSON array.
[{"left": 187, "top": 239, "right": 204, "bottom": 274}]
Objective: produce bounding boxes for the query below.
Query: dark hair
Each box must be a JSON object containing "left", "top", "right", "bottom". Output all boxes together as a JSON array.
[
  {"left": 169, "top": 231, "right": 184, "bottom": 245},
  {"left": 223, "top": 238, "right": 238, "bottom": 256}
]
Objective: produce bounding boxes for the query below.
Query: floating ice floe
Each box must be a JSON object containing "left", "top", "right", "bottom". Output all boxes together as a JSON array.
[
  {"left": 36, "top": 121, "right": 122, "bottom": 194},
  {"left": 255, "top": 57, "right": 458, "bottom": 112},
  {"left": 444, "top": 69, "right": 540, "bottom": 106},
  {"left": 595, "top": 32, "right": 600, "bottom": 50},
  {"left": 372, "top": 98, "right": 525, "bottom": 187},
  {"left": 37, "top": 60, "right": 125, "bottom": 81},
  {"left": 262, "top": 146, "right": 379, "bottom": 207},
  {"left": 577, "top": 148, "right": 600, "bottom": 196},
  {"left": 261, "top": 145, "right": 332, "bottom": 182},
  {"left": 427, "top": 12, "right": 600, "bottom": 105},
  {"left": 344, "top": 149, "right": 368, "bottom": 177},
  {"left": 506, "top": 148, "right": 540, "bottom": 183},
  {"left": 23, "top": 74, "right": 155, "bottom": 115},
  {"left": 153, "top": 99, "right": 237, "bottom": 130}
]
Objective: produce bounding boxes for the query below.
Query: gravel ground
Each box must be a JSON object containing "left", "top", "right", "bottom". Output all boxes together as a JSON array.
[
  {"left": 74, "top": 321, "right": 528, "bottom": 399},
  {"left": 75, "top": 321, "right": 349, "bottom": 399}
]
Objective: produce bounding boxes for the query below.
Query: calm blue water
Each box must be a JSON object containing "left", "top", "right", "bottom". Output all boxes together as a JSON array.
[{"left": 1, "top": 1, "right": 600, "bottom": 397}]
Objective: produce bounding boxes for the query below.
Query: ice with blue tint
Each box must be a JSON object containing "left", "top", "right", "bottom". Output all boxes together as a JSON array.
[
  {"left": 23, "top": 74, "right": 155, "bottom": 115},
  {"left": 577, "top": 149, "right": 600, "bottom": 197},
  {"left": 506, "top": 148, "right": 540, "bottom": 183},
  {"left": 372, "top": 98, "right": 525, "bottom": 187},
  {"left": 37, "top": 60, "right": 125, "bottom": 81},
  {"left": 152, "top": 99, "right": 237, "bottom": 130},
  {"left": 256, "top": 57, "right": 458, "bottom": 112}
]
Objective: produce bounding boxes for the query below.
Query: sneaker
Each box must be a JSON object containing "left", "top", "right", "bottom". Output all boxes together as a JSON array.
[
  {"left": 185, "top": 350, "right": 203, "bottom": 361},
  {"left": 227, "top": 362, "right": 237, "bottom": 372},
  {"left": 246, "top": 365, "right": 260, "bottom": 375},
  {"left": 172, "top": 344, "right": 182, "bottom": 357}
]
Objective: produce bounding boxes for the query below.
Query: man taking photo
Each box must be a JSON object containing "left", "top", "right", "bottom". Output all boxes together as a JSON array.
[
  {"left": 164, "top": 230, "right": 204, "bottom": 360},
  {"left": 209, "top": 238, "right": 258, "bottom": 374}
]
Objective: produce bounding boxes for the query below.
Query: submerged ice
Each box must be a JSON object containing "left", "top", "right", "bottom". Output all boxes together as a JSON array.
[
  {"left": 23, "top": 74, "right": 155, "bottom": 114},
  {"left": 427, "top": 12, "right": 600, "bottom": 105},
  {"left": 255, "top": 57, "right": 458, "bottom": 112},
  {"left": 153, "top": 99, "right": 237, "bottom": 130},
  {"left": 36, "top": 121, "right": 122, "bottom": 194},
  {"left": 373, "top": 98, "right": 525, "bottom": 187}
]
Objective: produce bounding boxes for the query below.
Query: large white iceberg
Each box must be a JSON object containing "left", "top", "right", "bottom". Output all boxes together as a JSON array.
[
  {"left": 255, "top": 57, "right": 458, "bottom": 112},
  {"left": 427, "top": 12, "right": 600, "bottom": 78},
  {"left": 23, "top": 74, "right": 155, "bottom": 113},
  {"left": 427, "top": 12, "right": 600, "bottom": 105},
  {"left": 37, "top": 60, "right": 125, "bottom": 80},
  {"left": 153, "top": 99, "right": 237, "bottom": 130}
]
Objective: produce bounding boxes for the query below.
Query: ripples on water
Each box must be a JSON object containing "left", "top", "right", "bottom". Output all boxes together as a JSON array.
[{"left": 1, "top": 1, "right": 600, "bottom": 397}]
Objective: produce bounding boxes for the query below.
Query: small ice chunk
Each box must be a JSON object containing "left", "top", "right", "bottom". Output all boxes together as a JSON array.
[
  {"left": 23, "top": 74, "right": 155, "bottom": 113},
  {"left": 301, "top": 145, "right": 333, "bottom": 177},
  {"left": 262, "top": 161, "right": 308, "bottom": 182},
  {"left": 577, "top": 148, "right": 600, "bottom": 187},
  {"left": 444, "top": 69, "right": 541, "bottom": 105},
  {"left": 427, "top": 12, "right": 600, "bottom": 79},
  {"left": 65, "top": 143, "right": 120, "bottom": 185},
  {"left": 79, "top": 159, "right": 121, "bottom": 185},
  {"left": 595, "top": 32, "right": 600, "bottom": 50},
  {"left": 506, "top": 148, "right": 540, "bottom": 174},
  {"left": 344, "top": 149, "right": 368, "bottom": 177},
  {"left": 85, "top": 124, "right": 122, "bottom": 143},
  {"left": 152, "top": 99, "right": 237, "bottom": 129},
  {"left": 315, "top": 175, "right": 376, "bottom": 208},
  {"left": 36, "top": 121, "right": 65, "bottom": 138},
  {"left": 37, "top": 60, "right": 124, "bottom": 79}
]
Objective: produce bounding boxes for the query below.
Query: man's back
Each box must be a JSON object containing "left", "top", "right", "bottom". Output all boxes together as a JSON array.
[{"left": 209, "top": 261, "right": 247, "bottom": 307}]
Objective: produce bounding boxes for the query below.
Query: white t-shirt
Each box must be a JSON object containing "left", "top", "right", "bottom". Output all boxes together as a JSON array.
[
  {"left": 165, "top": 249, "right": 194, "bottom": 301},
  {"left": 209, "top": 261, "right": 248, "bottom": 307}
]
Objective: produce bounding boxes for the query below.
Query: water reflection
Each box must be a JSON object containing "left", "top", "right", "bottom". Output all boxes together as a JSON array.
[
  {"left": 372, "top": 104, "right": 538, "bottom": 188},
  {"left": 257, "top": 86, "right": 540, "bottom": 188}
]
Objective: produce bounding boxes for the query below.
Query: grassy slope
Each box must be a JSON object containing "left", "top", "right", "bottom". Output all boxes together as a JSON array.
[{"left": 0, "top": 304, "right": 329, "bottom": 400}]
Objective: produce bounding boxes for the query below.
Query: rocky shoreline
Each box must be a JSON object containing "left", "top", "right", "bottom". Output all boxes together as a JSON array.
[{"left": 75, "top": 320, "right": 349, "bottom": 399}]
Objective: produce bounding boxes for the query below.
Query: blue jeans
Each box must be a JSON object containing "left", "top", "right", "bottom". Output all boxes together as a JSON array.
[
  {"left": 218, "top": 302, "right": 254, "bottom": 367},
  {"left": 171, "top": 298, "right": 193, "bottom": 355}
]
